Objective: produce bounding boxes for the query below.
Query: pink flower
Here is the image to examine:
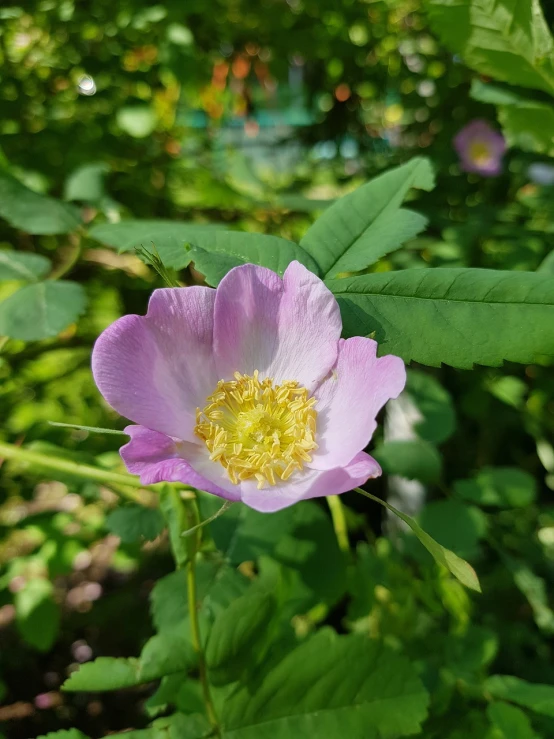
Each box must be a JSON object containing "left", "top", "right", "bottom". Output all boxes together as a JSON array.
[
  {"left": 92, "top": 262, "right": 405, "bottom": 512},
  {"left": 454, "top": 119, "right": 506, "bottom": 177}
]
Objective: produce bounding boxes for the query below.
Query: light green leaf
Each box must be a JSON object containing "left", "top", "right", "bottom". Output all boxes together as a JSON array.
[
  {"left": 0, "top": 250, "right": 51, "bottom": 282},
  {"left": 485, "top": 675, "right": 554, "bottom": 718},
  {"left": 49, "top": 421, "right": 127, "bottom": 435},
  {"left": 427, "top": 0, "right": 554, "bottom": 95},
  {"left": 373, "top": 439, "right": 442, "bottom": 483},
  {"left": 222, "top": 630, "right": 429, "bottom": 738},
  {"left": 0, "top": 171, "right": 82, "bottom": 234},
  {"left": 406, "top": 369, "right": 456, "bottom": 443},
  {"left": 63, "top": 657, "right": 142, "bottom": 691},
  {"left": 186, "top": 231, "right": 320, "bottom": 286},
  {"left": 538, "top": 251, "right": 554, "bottom": 274},
  {"left": 356, "top": 488, "right": 481, "bottom": 591},
  {"left": 328, "top": 268, "right": 554, "bottom": 368},
  {"left": 487, "top": 702, "right": 539, "bottom": 739},
  {"left": 0, "top": 281, "right": 87, "bottom": 341},
  {"left": 106, "top": 505, "right": 165, "bottom": 543},
  {"left": 455, "top": 467, "right": 537, "bottom": 508},
  {"left": 109, "top": 714, "right": 209, "bottom": 739},
  {"left": 159, "top": 487, "right": 189, "bottom": 568},
  {"left": 502, "top": 555, "right": 554, "bottom": 634},
  {"left": 139, "top": 629, "right": 196, "bottom": 680},
  {"left": 300, "top": 157, "right": 434, "bottom": 278},
  {"left": 15, "top": 578, "right": 60, "bottom": 652},
  {"left": 116, "top": 105, "right": 157, "bottom": 138},
  {"left": 37, "top": 731, "right": 90, "bottom": 739},
  {"left": 88, "top": 220, "right": 223, "bottom": 270},
  {"left": 64, "top": 162, "right": 109, "bottom": 203},
  {"left": 206, "top": 590, "right": 275, "bottom": 685}
]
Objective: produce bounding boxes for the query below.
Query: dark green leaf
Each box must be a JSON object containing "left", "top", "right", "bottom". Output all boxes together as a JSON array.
[
  {"left": 0, "top": 250, "right": 51, "bottom": 282},
  {"left": 300, "top": 157, "right": 434, "bottom": 278},
  {"left": 328, "top": 268, "right": 554, "bottom": 368},
  {"left": 417, "top": 500, "right": 487, "bottom": 559},
  {"left": 187, "top": 231, "right": 320, "bottom": 286},
  {"left": 406, "top": 369, "right": 456, "bottom": 443},
  {"left": 0, "top": 281, "right": 87, "bottom": 341},
  {"left": 222, "top": 630, "right": 429, "bottom": 738},
  {"left": 0, "top": 171, "right": 82, "bottom": 234},
  {"left": 373, "top": 439, "right": 442, "bottom": 483},
  {"left": 15, "top": 579, "right": 60, "bottom": 652},
  {"left": 455, "top": 468, "right": 537, "bottom": 508},
  {"left": 485, "top": 675, "right": 554, "bottom": 717},
  {"left": 487, "top": 702, "right": 539, "bottom": 739},
  {"left": 106, "top": 504, "right": 165, "bottom": 543},
  {"left": 502, "top": 555, "right": 554, "bottom": 634},
  {"left": 36, "top": 731, "right": 90, "bottom": 739}
]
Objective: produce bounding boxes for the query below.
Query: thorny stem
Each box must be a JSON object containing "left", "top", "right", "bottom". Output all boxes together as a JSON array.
[
  {"left": 326, "top": 495, "right": 351, "bottom": 555},
  {"left": 183, "top": 497, "right": 221, "bottom": 736}
]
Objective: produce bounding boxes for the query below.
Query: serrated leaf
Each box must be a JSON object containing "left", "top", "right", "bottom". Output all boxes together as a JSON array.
[
  {"left": 487, "top": 702, "right": 539, "bottom": 739},
  {"left": 0, "top": 171, "right": 82, "bottom": 234},
  {"left": 328, "top": 268, "right": 554, "bottom": 368},
  {"left": 108, "top": 713, "right": 209, "bottom": 739},
  {"left": 106, "top": 504, "right": 165, "bottom": 543},
  {"left": 455, "top": 467, "right": 537, "bottom": 508},
  {"left": 0, "top": 281, "right": 87, "bottom": 341},
  {"left": 485, "top": 675, "right": 554, "bottom": 718},
  {"left": 0, "top": 250, "right": 51, "bottom": 282},
  {"left": 62, "top": 657, "right": 141, "bottom": 691},
  {"left": 15, "top": 578, "right": 60, "bottom": 652},
  {"left": 88, "top": 220, "right": 223, "bottom": 269},
  {"left": 427, "top": 0, "right": 554, "bottom": 96},
  {"left": 139, "top": 629, "right": 196, "bottom": 680},
  {"left": 206, "top": 590, "right": 275, "bottom": 685},
  {"left": 187, "top": 231, "right": 320, "bottom": 286},
  {"left": 222, "top": 630, "right": 429, "bottom": 738},
  {"left": 300, "top": 157, "right": 434, "bottom": 278},
  {"left": 373, "top": 439, "right": 442, "bottom": 483}
]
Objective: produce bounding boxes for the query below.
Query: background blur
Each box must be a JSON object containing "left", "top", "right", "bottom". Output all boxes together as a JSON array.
[{"left": 1, "top": 1, "right": 554, "bottom": 737}]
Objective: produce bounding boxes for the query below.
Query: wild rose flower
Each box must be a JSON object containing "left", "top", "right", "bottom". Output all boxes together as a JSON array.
[
  {"left": 454, "top": 120, "right": 506, "bottom": 177},
  {"left": 92, "top": 262, "right": 405, "bottom": 512}
]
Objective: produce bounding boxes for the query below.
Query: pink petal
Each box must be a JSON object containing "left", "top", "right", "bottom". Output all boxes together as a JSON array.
[
  {"left": 121, "top": 426, "right": 241, "bottom": 501},
  {"left": 213, "top": 261, "right": 341, "bottom": 391},
  {"left": 239, "top": 451, "right": 381, "bottom": 513},
  {"left": 311, "top": 337, "right": 406, "bottom": 470},
  {"left": 92, "top": 287, "right": 217, "bottom": 442}
]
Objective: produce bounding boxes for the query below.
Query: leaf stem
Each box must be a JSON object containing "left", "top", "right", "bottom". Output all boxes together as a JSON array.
[
  {"left": 326, "top": 495, "right": 351, "bottom": 554},
  {"left": 183, "top": 498, "right": 221, "bottom": 736},
  {"left": 0, "top": 439, "right": 156, "bottom": 504},
  {"left": 49, "top": 230, "right": 84, "bottom": 281}
]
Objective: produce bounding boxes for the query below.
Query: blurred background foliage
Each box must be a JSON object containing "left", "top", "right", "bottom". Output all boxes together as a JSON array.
[{"left": 1, "top": 0, "right": 554, "bottom": 737}]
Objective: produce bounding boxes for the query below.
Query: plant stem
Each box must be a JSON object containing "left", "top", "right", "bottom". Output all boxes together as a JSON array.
[
  {"left": 183, "top": 498, "right": 221, "bottom": 736},
  {"left": 0, "top": 439, "right": 156, "bottom": 504},
  {"left": 49, "top": 230, "right": 84, "bottom": 281},
  {"left": 326, "top": 495, "right": 351, "bottom": 555}
]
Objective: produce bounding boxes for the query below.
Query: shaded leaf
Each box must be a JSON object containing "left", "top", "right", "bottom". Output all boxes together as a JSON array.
[
  {"left": 406, "top": 369, "right": 457, "bottom": 443},
  {"left": 373, "top": 439, "right": 442, "bottom": 483},
  {"left": 418, "top": 500, "right": 487, "bottom": 559},
  {"left": 64, "top": 162, "right": 109, "bottom": 203},
  {"left": 455, "top": 468, "right": 537, "bottom": 508},
  {"left": 37, "top": 732, "right": 90, "bottom": 739},
  {"left": 0, "top": 281, "right": 87, "bottom": 341},
  {"left": 328, "top": 268, "right": 554, "bottom": 368},
  {"left": 108, "top": 713, "right": 209, "bottom": 739},
  {"left": 15, "top": 578, "right": 60, "bottom": 652},
  {"left": 300, "top": 157, "right": 434, "bottom": 278},
  {"left": 487, "top": 702, "right": 539, "bottom": 739},
  {"left": 106, "top": 505, "right": 165, "bottom": 543},
  {"left": 0, "top": 250, "right": 51, "bottom": 282},
  {"left": 485, "top": 675, "right": 554, "bottom": 717}
]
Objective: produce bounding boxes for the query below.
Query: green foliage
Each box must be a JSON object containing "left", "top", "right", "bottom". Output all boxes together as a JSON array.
[
  {"left": 0, "top": 281, "right": 87, "bottom": 340},
  {"left": 487, "top": 702, "right": 539, "bottom": 739},
  {"left": 106, "top": 505, "right": 166, "bottom": 543},
  {"left": 373, "top": 439, "right": 443, "bottom": 483},
  {"left": 0, "top": 250, "right": 51, "bottom": 281},
  {"left": 36, "top": 732, "right": 90, "bottom": 739},
  {"left": 455, "top": 468, "right": 537, "bottom": 508},
  {"left": 15, "top": 578, "right": 60, "bottom": 652},
  {"left": 328, "top": 269, "right": 554, "bottom": 368},
  {"left": 485, "top": 675, "right": 554, "bottom": 717},
  {"left": 405, "top": 370, "right": 457, "bottom": 444},
  {"left": 300, "top": 158, "right": 434, "bottom": 278},
  {"left": 63, "top": 657, "right": 143, "bottom": 692}
]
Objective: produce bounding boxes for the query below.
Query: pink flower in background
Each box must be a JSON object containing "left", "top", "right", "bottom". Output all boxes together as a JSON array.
[
  {"left": 92, "top": 262, "right": 405, "bottom": 512},
  {"left": 454, "top": 120, "right": 506, "bottom": 177}
]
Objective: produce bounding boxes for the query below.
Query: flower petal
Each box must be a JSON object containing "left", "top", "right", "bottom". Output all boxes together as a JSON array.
[
  {"left": 239, "top": 451, "right": 381, "bottom": 513},
  {"left": 311, "top": 337, "right": 406, "bottom": 470},
  {"left": 121, "top": 425, "right": 241, "bottom": 501},
  {"left": 213, "top": 261, "right": 341, "bottom": 391},
  {"left": 92, "top": 287, "right": 217, "bottom": 441}
]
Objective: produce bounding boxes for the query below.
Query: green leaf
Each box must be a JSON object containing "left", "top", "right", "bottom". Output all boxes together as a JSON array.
[
  {"left": 64, "top": 162, "right": 109, "bottom": 203},
  {"left": 36, "top": 731, "right": 90, "bottom": 739},
  {"left": 108, "top": 714, "right": 209, "bottom": 739},
  {"left": 498, "top": 101, "right": 554, "bottom": 157},
  {"left": 186, "top": 231, "right": 320, "bottom": 286},
  {"left": 0, "top": 250, "right": 51, "bottom": 282},
  {"left": 88, "top": 220, "right": 223, "bottom": 269},
  {"left": 502, "top": 555, "right": 554, "bottom": 634},
  {"left": 0, "top": 170, "right": 82, "bottom": 234},
  {"left": 356, "top": 488, "right": 481, "bottom": 591},
  {"left": 15, "top": 578, "right": 60, "bottom": 652},
  {"left": 49, "top": 421, "right": 127, "bottom": 435},
  {"left": 538, "top": 251, "right": 554, "bottom": 274},
  {"left": 328, "top": 268, "right": 554, "bottom": 368},
  {"left": 455, "top": 467, "right": 537, "bottom": 508},
  {"left": 116, "top": 105, "right": 157, "bottom": 138},
  {"left": 406, "top": 369, "right": 456, "bottom": 443},
  {"left": 106, "top": 505, "right": 165, "bottom": 543},
  {"left": 487, "top": 702, "right": 539, "bottom": 739},
  {"left": 485, "top": 675, "right": 554, "bottom": 718},
  {"left": 300, "top": 157, "right": 434, "bottom": 278},
  {"left": 159, "top": 486, "right": 189, "bottom": 568},
  {"left": 62, "top": 657, "right": 142, "bottom": 691},
  {"left": 373, "top": 439, "right": 442, "bottom": 483},
  {"left": 222, "top": 630, "right": 429, "bottom": 738},
  {"left": 417, "top": 500, "right": 487, "bottom": 559},
  {"left": 206, "top": 590, "right": 275, "bottom": 685},
  {"left": 139, "top": 629, "right": 196, "bottom": 680},
  {"left": 427, "top": 0, "right": 554, "bottom": 95},
  {"left": 0, "top": 281, "right": 87, "bottom": 341}
]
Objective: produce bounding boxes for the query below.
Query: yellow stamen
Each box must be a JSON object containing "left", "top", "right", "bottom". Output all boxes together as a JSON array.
[
  {"left": 469, "top": 140, "right": 492, "bottom": 166},
  {"left": 194, "top": 371, "right": 318, "bottom": 489}
]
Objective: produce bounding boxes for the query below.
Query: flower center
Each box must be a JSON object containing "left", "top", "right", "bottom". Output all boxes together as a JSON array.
[
  {"left": 469, "top": 140, "right": 492, "bottom": 166},
  {"left": 194, "top": 371, "right": 318, "bottom": 489}
]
